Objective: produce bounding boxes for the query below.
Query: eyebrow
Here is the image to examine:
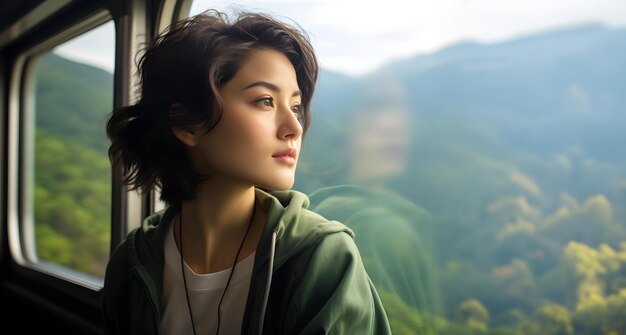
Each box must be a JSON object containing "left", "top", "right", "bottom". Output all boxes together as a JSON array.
[{"left": 243, "top": 81, "right": 302, "bottom": 98}]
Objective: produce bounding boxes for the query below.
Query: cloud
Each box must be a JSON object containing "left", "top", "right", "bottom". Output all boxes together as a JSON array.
[
  {"left": 57, "top": 0, "right": 626, "bottom": 76},
  {"left": 53, "top": 21, "right": 115, "bottom": 73}
]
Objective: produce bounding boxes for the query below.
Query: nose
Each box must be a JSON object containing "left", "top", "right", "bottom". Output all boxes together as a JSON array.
[{"left": 276, "top": 102, "right": 303, "bottom": 141}]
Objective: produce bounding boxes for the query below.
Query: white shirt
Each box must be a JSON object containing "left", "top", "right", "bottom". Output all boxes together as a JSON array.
[{"left": 160, "top": 223, "right": 256, "bottom": 335}]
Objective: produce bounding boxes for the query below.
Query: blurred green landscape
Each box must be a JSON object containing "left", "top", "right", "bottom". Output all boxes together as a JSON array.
[
  {"left": 35, "top": 23, "right": 626, "bottom": 334},
  {"left": 33, "top": 52, "right": 112, "bottom": 277}
]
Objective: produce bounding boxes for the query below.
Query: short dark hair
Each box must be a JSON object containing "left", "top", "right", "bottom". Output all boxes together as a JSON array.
[{"left": 106, "top": 10, "right": 318, "bottom": 204}]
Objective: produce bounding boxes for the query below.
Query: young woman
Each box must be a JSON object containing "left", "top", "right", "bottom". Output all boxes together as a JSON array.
[{"left": 101, "top": 10, "right": 391, "bottom": 335}]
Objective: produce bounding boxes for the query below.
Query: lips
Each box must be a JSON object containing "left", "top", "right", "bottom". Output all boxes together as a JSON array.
[{"left": 272, "top": 148, "right": 297, "bottom": 159}]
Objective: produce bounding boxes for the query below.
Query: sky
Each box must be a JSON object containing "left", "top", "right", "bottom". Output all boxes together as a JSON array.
[{"left": 54, "top": 0, "right": 626, "bottom": 76}]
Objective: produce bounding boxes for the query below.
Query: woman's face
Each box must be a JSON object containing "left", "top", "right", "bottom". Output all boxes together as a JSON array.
[
  {"left": 188, "top": 48, "right": 303, "bottom": 191},
  {"left": 349, "top": 80, "right": 410, "bottom": 185}
]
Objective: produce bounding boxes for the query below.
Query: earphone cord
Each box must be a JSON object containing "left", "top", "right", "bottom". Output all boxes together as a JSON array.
[{"left": 180, "top": 200, "right": 256, "bottom": 335}]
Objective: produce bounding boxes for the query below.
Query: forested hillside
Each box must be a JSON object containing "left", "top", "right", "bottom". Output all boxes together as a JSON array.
[
  {"left": 33, "top": 52, "right": 112, "bottom": 277},
  {"left": 299, "top": 24, "right": 626, "bottom": 334},
  {"left": 35, "top": 24, "right": 626, "bottom": 334}
]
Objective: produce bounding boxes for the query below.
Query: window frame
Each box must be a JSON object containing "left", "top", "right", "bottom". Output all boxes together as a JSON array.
[
  {"left": 0, "top": 0, "right": 174, "bottom": 332},
  {"left": 1, "top": 1, "right": 152, "bottom": 332},
  {"left": 9, "top": 10, "right": 114, "bottom": 290}
]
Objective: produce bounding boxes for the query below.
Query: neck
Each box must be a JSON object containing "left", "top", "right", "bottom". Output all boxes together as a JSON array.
[
  {"left": 176, "top": 178, "right": 261, "bottom": 274},
  {"left": 186, "top": 179, "right": 255, "bottom": 230}
]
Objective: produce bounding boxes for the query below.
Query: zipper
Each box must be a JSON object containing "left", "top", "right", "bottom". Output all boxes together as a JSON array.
[{"left": 256, "top": 229, "right": 278, "bottom": 335}]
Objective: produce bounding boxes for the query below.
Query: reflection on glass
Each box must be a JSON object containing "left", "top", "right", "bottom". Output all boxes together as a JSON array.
[
  {"left": 30, "top": 22, "right": 114, "bottom": 278},
  {"left": 190, "top": 1, "right": 626, "bottom": 333},
  {"left": 299, "top": 27, "right": 626, "bottom": 335},
  {"left": 348, "top": 77, "right": 410, "bottom": 187},
  {"left": 308, "top": 76, "right": 440, "bottom": 334}
]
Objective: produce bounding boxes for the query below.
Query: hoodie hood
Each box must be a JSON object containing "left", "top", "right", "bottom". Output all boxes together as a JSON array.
[{"left": 254, "top": 188, "right": 354, "bottom": 269}]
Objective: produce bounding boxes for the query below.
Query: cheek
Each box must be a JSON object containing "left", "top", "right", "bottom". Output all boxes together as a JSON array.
[
  {"left": 232, "top": 116, "right": 273, "bottom": 152},
  {"left": 205, "top": 113, "right": 271, "bottom": 162}
]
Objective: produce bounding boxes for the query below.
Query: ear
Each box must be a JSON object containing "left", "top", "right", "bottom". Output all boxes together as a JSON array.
[
  {"left": 169, "top": 103, "right": 201, "bottom": 147},
  {"left": 171, "top": 126, "right": 200, "bottom": 147}
]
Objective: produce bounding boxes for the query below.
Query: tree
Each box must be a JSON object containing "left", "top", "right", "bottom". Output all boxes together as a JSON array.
[
  {"left": 563, "top": 241, "right": 607, "bottom": 302},
  {"left": 535, "top": 304, "right": 573, "bottom": 335},
  {"left": 605, "top": 289, "right": 626, "bottom": 334},
  {"left": 573, "top": 293, "right": 606, "bottom": 335},
  {"left": 459, "top": 298, "right": 489, "bottom": 324},
  {"left": 458, "top": 298, "right": 489, "bottom": 334},
  {"left": 377, "top": 289, "right": 428, "bottom": 335}
]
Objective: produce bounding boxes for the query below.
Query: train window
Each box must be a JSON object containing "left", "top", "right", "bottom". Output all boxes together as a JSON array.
[
  {"left": 187, "top": 1, "right": 626, "bottom": 334},
  {"left": 21, "top": 20, "right": 114, "bottom": 282}
]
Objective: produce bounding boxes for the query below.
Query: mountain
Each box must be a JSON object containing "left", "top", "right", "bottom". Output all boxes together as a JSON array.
[
  {"left": 324, "top": 23, "right": 626, "bottom": 160},
  {"left": 35, "top": 52, "right": 113, "bottom": 153}
]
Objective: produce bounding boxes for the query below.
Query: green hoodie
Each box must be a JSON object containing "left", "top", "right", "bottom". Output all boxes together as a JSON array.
[{"left": 102, "top": 188, "right": 391, "bottom": 334}]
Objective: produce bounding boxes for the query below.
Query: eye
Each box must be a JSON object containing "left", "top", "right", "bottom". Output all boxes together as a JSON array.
[
  {"left": 254, "top": 97, "right": 274, "bottom": 109},
  {"left": 291, "top": 104, "right": 303, "bottom": 115},
  {"left": 292, "top": 104, "right": 305, "bottom": 126}
]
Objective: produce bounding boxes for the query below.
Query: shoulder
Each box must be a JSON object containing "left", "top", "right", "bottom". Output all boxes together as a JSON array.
[
  {"left": 300, "top": 206, "right": 354, "bottom": 236},
  {"left": 103, "top": 206, "right": 173, "bottom": 293},
  {"left": 308, "top": 231, "right": 365, "bottom": 280},
  {"left": 286, "top": 229, "right": 365, "bottom": 288},
  {"left": 102, "top": 228, "right": 139, "bottom": 301},
  {"left": 276, "top": 204, "right": 356, "bottom": 257},
  {"left": 314, "top": 229, "right": 360, "bottom": 256}
]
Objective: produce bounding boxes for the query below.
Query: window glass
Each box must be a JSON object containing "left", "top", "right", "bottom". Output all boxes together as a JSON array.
[
  {"left": 190, "top": 1, "right": 626, "bottom": 333},
  {"left": 28, "top": 21, "right": 114, "bottom": 279}
]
